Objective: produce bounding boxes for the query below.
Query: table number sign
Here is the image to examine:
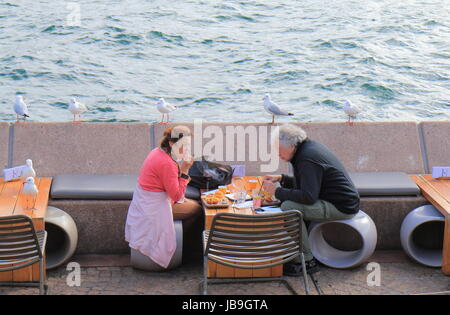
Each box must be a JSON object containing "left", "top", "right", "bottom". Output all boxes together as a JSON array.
[
  {"left": 2, "top": 165, "right": 26, "bottom": 182},
  {"left": 432, "top": 166, "right": 450, "bottom": 179}
]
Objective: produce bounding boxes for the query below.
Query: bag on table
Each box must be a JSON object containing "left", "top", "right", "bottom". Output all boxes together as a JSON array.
[{"left": 188, "top": 158, "right": 233, "bottom": 190}]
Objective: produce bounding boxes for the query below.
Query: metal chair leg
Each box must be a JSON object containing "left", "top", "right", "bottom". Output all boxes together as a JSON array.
[
  {"left": 309, "top": 273, "right": 324, "bottom": 295},
  {"left": 203, "top": 256, "right": 208, "bottom": 295},
  {"left": 39, "top": 259, "right": 45, "bottom": 295},
  {"left": 300, "top": 253, "right": 310, "bottom": 295}
]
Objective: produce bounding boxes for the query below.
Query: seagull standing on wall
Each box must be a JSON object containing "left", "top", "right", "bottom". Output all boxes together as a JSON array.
[
  {"left": 263, "top": 94, "right": 294, "bottom": 124},
  {"left": 156, "top": 98, "right": 177, "bottom": 124},
  {"left": 23, "top": 177, "right": 38, "bottom": 210},
  {"left": 13, "top": 95, "right": 30, "bottom": 122},
  {"left": 343, "top": 100, "right": 361, "bottom": 126},
  {"left": 68, "top": 97, "right": 88, "bottom": 122}
]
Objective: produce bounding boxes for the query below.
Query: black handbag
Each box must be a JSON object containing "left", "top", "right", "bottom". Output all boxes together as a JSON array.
[{"left": 188, "top": 158, "right": 233, "bottom": 190}]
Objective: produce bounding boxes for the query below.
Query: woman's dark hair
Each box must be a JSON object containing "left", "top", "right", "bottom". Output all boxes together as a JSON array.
[{"left": 160, "top": 126, "right": 191, "bottom": 155}]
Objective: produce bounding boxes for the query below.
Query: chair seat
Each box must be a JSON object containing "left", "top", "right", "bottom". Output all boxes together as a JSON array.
[{"left": 308, "top": 210, "right": 377, "bottom": 269}]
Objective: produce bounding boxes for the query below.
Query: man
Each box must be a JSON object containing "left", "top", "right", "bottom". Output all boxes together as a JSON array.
[{"left": 263, "top": 124, "right": 360, "bottom": 275}]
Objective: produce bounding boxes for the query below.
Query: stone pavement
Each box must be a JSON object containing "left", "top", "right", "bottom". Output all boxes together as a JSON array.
[{"left": 0, "top": 251, "right": 448, "bottom": 295}]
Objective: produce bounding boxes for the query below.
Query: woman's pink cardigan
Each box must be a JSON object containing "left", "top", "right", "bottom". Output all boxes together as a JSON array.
[{"left": 138, "top": 148, "right": 189, "bottom": 202}]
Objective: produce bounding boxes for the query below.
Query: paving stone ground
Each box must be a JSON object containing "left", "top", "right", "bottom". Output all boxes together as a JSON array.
[{"left": 0, "top": 251, "right": 448, "bottom": 295}]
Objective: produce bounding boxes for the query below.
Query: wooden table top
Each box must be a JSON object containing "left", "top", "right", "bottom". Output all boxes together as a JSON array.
[
  {"left": 409, "top": 174, "right": 450, "bottom": 217},
  {"left": 203, "top": 176, "right": 278, "bottom": 228},
  {"left": 0, "top": 177, "right": 52, "bottom": 221}
]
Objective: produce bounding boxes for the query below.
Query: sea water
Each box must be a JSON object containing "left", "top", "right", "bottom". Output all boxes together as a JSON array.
[{"left": 0, "top": 0, "right": 449, "bottom": 123}]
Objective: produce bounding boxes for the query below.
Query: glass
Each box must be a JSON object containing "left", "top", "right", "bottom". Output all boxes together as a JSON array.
[
  {"left": 218, "top": 185, "right": 227, "bottom": 194},
  {"left": 235, "top": 190, "right": 247, "bottom": 205}
]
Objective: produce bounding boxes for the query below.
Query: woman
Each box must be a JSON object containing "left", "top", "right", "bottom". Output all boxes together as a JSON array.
[{"left": 125, "top": 126, "right": 202, "bottom": 268}]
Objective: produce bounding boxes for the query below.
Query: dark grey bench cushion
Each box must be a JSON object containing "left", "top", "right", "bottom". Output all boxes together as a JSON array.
[
  {"left": 51, "top": 174, "right": 201, "bottom": 201},
  {"left": 349, "top": 172, "right": 419, "bottom": 196},
  {"left": 51, "top": 174, "right": 138, "bottom": 200}
]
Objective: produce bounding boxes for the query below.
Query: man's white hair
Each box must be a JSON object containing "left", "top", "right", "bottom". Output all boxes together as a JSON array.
[{"left": 276, "top": 124, "right": 307, "bottom": 147}]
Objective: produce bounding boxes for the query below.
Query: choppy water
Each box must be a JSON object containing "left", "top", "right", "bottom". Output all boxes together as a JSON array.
[{"left": 0, "top": 0, "right": 449, "bottom": 123}]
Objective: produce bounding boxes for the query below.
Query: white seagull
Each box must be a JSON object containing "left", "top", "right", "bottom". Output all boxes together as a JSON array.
[
  {"left": 68, "top": 97, "right": 88, "bottom": 122},
  {"left": 23, "top": 177, "right": 38, "bottom": 210},
  {"left": 21, "top": 159, "right": 36, "bottom": 180},
  {"left": 13, "top": 95, "right": 30, "bottom": 122},
  {"left": 263, "top": 94, "right": 294, "bottom": 124},
  {"left": 343, "top": 100, "right": 361, "bottom": 125},
  {"left": 156, "top": 98, "right": 177, "bottom": 124}
]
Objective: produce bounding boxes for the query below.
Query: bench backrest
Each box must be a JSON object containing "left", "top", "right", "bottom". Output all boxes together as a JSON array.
[
  {"left": 420, "top": 121, "right": 450, "bottom": 173},
  {"left": 296, "top": 122, "right": 425, "bottom": 173},
  {"left": 11, "top": 122, "right": 151, "bottom": 176},
  {"left": 153, "top": 122, "right": 289, "bottom": 176}
]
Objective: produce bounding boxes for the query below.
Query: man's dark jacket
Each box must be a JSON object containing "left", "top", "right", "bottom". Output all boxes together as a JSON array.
[{"left": 275, "top": 138, "right": 360, "bottom": 215}]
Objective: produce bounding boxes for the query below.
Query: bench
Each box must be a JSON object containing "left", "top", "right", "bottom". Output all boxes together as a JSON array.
[
  {"left": 49, "top": 174, "right": 201, "bottom": 256},
  {"left": 5, "top": 121, "right": 447, "bottom": 260}
]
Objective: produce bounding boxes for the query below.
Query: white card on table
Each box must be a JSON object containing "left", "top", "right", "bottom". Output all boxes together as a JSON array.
[
  {"left": 231, "top": 165, "right": 245, "bottom": 177},
  {"left": 432, "top": 166, "right": 450, "bottom": 179},
  {"left": 2, "top": 165, "right": 26, "bottom": 182}
]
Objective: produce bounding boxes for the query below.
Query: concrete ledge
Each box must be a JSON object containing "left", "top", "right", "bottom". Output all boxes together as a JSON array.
[
  {"left": 296, "top": 122, "right": 425, "bottom": 173},
  {"left": 12, "top": 122, "right": 152, "bottom": 176},
  {"left": 0, "top": 122, "right": 10, "bottom": 170},
  {"left": 420, "top": 121, "right": 450, "bottom": 170}
]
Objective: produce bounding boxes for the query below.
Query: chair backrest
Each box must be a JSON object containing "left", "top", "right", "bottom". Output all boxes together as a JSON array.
[
  {"left": 0, "top": 215, "right": 43, "bottom": 271},
  {"left": 205, "top": 210, "right": 303, "bottom": 269}
]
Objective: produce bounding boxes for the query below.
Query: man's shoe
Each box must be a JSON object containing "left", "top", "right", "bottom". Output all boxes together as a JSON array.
[{"left": 283, "top": 258, "right": 320, "bottom": 277}]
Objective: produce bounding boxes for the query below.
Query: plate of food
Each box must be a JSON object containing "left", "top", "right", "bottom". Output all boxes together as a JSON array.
[
  {"left": 201, "top": 190, "right": 230, "bottom": 209},
  {"left": 261, "top": 190, "right": 281, "bottom": 206}
]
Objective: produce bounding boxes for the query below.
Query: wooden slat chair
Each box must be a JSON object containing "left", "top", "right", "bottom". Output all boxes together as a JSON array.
[
  {"left": 0, "top": 215, "right": 48, "bottom": 295},
  {"left": 201, "top": 210, "right": 319, "bottom": 295}
]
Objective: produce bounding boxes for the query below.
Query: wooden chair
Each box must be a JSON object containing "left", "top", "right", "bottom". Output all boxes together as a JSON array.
[
  {"left": 201, "top": 210, "right": 318, "bottom": 295},
  {"left": 0, "top": 215, "right": 48, "bottom": 295}
]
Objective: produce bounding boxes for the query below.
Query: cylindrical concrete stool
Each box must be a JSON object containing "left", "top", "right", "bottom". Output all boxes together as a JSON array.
[
  {"left": 130, "top": 220, "right": 183, "bottom": 271},
  {"left": 400, "top": 205, "right": 444, "bottom": 267},
  {"left": 308, "top": 210, "right": 377, "bottom": 269},
  {"left": 45, "top": 206, "right": 79, "bottom": 270}
]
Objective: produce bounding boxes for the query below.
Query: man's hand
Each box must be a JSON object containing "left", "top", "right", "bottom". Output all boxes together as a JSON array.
[
  {"left": 262, "top": 180, "right": 277, "bottom": 196},
  {"left": 263, "top": 175, "right": 282, "bottom": 183}
]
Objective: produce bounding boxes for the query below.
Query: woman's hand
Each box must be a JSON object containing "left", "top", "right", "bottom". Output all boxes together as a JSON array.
[{"left": 180, "top": 155, "right": 194, "bottom": 175}]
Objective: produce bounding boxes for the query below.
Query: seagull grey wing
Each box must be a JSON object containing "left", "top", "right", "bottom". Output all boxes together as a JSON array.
[
  {"left": 268, "top": 102, "right": 290, "bottom": 116},
  {"left": 14, "top": 100, "right": 27, "bottom": 116}
]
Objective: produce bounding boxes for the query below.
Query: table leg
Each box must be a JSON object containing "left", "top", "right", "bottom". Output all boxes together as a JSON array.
[{"left": 442, "top": 215, "right": 450, "bottom": 275}]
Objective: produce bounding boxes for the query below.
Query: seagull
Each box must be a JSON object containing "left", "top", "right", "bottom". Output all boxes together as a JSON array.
[
  {"left": 263, "top": 94, "right": 293, "bottom": 124},
  {"left": 343, "top": 100, "right": 361, "bottom": 126},
  {"left": 23, "top": 177, "right": 38, "bottom": 210},
  {"left": 68, "top": 97, "right": 88, "bottom": 122},
  {"left": 21, "top": 159, "right": 36, "bottom": 180},
  {"left": 156, "top": 98, "right": 177, "bottom": 124},
  {"left": 13, "top": 95, "right": 30, "bottom": 122}
]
